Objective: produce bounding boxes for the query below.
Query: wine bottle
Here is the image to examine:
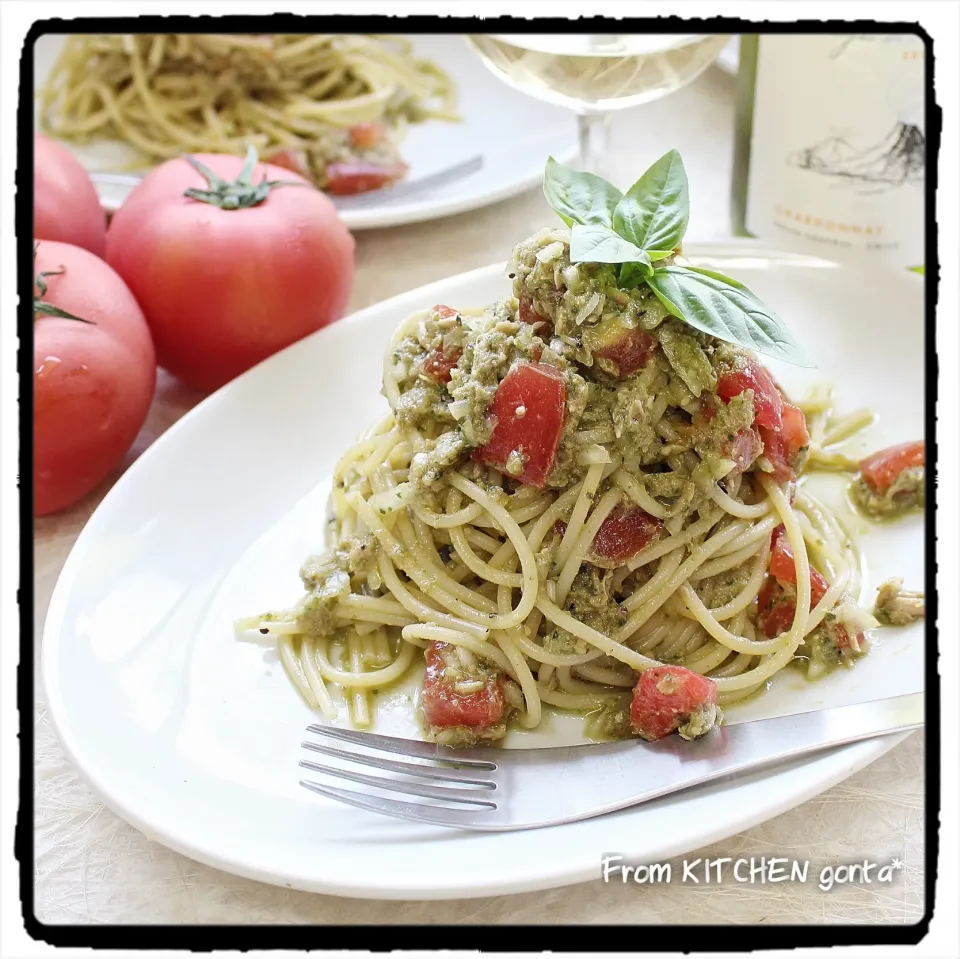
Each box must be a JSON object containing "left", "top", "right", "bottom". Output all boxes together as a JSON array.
[{"left": 732, "top": 34, "right": 926, "bottom": 269}]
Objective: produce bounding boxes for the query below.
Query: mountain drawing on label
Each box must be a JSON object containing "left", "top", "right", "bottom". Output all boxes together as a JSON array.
[{"left": 786, "top": 122, "right": 925, "bottom": 193}]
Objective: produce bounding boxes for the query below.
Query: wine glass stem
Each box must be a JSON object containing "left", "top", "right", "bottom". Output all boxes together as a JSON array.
[{"left": 577, "top": 111, "right": 612, "bottom": 176}]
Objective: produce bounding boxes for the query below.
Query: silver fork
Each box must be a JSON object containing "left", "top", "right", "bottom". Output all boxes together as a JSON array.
[{"left": 299, "top": 692, "right": 923, "bottom": 831}]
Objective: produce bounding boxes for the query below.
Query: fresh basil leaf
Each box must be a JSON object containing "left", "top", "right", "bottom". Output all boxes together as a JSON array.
[
  {"left": 618, "top": 261, "right": 654, "bottom": 288},
  {"left": 645, "top": 266, "right": 814, "bottom": 368},
  {"left": 543, "top": 156, "right": 623, "bottom": 228},
  {"left": 570, "top": 223, "right": 652, "bottom": 267},
  {"left": 613, "top": 149, "right": 689, "bottom": 257}
]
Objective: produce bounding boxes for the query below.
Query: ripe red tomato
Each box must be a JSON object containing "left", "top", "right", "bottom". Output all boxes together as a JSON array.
[
  {"left": 630, "top": 666, "right": 718, "bottom": 741},
  {"left": 106, "top": 151, "right": 355, "bottom": 392},
  {"left": 716, "top": 358, "right": 783, "bottom": 430},
  {"left": 590, "top": 503, "right": 663, "bottom": 567},
  {"left": 593, "top": 325, "right": 656, "bottom": 377},
  {"left": 34, "top": 135, "right": 107, "bottom": 258},
  {"left": 421, "top": 642, "right": 505, "bottom": 729},
  {"left": 473, "top": 362, "right": 566, "bottom": 487},
  {"left": 34, "top": 241, "right": 156, "bottom": 516},
  {"left": 860, "top": 441, "right": 925, "bottom": 493}
]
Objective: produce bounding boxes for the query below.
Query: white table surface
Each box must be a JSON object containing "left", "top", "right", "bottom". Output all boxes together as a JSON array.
[{"left": 33, "top": 65, "right": 924, "bottom": 925}]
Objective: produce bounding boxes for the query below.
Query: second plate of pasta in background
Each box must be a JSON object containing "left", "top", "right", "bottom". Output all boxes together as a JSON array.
[
  {"left": 32, "top": 33, "right": 578, "bottom": 229},
  {"left": 41, "top": 239, "right": 926, "bottom": 898}
]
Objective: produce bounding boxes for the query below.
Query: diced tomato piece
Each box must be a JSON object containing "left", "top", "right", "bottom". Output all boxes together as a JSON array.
[
  {"left": 325, "top": 161, "right": 408, "bottom": 195},
  {"left": 859, "top": 441, "right": 925, "bottom": 493},
  {"left": 348, "top": 121, "right": 385, "bottom": 149},
  {"left": 758, "top": 402, "right": 809, "bottom": 483},
  {"left": 717, "top": 359, "right": 783, "bottom": 430},
  {"left": 421, "top": 642, "right": 504, "bottom": 729},
  {"left": 768, "top": 524, "right": 829, "bottom": 606},
  {"left": 590, "top": 503, "right": 663, "bottom": 567},
  {"left": 756, "top": 577, "right": 798, "bottom": 638},
  {"left": 474, "top": 362, "right": 566, "bottom": 488},
  {"left": 594, "top": 326, "right": 656, "bottom": 377},
  {"left": 723, "top": 427, "right": 763, "bottom": 473},
  {"left": 630, "top": 666, "right": 718, "bottom": 741},
  {"left": 432, "top": 304, "right": 459, "bottom": 319},
  {"left": 780, "top": 402, "right": 810, "bottom": 450},
  {"left": 265, "top": 148, "right": 311, "bottom": 178},
  {"left": 517, "top": 295, "right": 549, "bottom": 328},
  {"left": 422, "top": 346, "right": 462, "bottom": 384}
]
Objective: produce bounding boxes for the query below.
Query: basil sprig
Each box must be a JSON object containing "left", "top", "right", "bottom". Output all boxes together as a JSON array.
[{"left": 542, "top": 151, "right": 813, "bottom": 367}]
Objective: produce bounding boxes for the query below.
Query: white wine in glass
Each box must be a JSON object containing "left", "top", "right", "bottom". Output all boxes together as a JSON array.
[{"left": 467, "top": 33, "right": 729, "bottom": 176}]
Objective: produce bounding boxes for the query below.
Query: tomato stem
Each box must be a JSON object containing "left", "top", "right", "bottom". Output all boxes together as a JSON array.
[
  {"left": 181, "top": 145, "right": 306, "bottom": 210},
  {"left": 33, "top": 246, "right": 94, "bottom": 324}
]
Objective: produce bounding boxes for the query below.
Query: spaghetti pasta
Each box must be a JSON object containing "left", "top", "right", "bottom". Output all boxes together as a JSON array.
[
  {"left": 236, "top": 226, "right": 918, "bottom": 746},
  {"left": 40, "top": 34, "right": 459, "bottom": 194}
]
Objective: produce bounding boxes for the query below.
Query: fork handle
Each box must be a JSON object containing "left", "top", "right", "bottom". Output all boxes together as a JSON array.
[{"left": 526, "top": 693, "right": 925, "bottom": 829}]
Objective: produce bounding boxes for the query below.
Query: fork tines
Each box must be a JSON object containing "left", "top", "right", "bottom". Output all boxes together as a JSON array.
[{"left": 299, "top": 724, "right": 501, "bottom": 825}]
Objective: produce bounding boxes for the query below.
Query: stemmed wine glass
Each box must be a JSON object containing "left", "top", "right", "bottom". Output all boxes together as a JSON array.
[{"left": 466, "top": 33, "right": 730, "bottom": 177}]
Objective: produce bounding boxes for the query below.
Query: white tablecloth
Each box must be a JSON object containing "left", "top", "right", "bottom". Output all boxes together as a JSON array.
[{"left": 33, "top": 66, "right": 924, "bottom": 924}]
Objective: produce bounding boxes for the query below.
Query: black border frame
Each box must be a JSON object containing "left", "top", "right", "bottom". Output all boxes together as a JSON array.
[{"left": 17, "top": 13, "right": 940, "bottom": 949}]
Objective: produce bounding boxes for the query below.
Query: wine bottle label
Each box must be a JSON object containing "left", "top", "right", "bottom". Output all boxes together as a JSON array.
[{"left": 745, "top": 35, "right": 925, "bottom": 268}]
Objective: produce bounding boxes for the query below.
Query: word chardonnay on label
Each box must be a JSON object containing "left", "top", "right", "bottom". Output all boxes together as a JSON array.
[{"left": 732, "top": 34, "right": 926, "bottom": 268}]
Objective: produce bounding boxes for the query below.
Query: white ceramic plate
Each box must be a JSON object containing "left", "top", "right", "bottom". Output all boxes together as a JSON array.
[
  {"left": 41, "top": 242, "right": 925, "bottom": 899},
  {"left": 31, "top": 34, "right": 578, "bottom": 230}
]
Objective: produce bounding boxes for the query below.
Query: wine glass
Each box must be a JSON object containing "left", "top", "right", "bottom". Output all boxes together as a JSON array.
[{"left": 466, "top": 33, "right": 730, "bottom": 177}]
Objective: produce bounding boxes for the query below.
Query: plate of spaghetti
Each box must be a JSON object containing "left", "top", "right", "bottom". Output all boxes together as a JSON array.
[
  {"left": 41, "top": 155, "right": 927, "bottom": 898},
  {"left": 32, "top": 33, "right": 577, "bottom": 228}
]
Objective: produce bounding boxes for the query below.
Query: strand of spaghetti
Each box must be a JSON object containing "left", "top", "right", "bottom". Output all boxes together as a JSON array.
[
  {"left": 509, "top": 628, "right": 602, "bottom": 666},
  {"left": 617, "top": 517, "right": 753, "bottom": 640},
  {"left": 520, "top": 481, "right": 586, "bottom": 552},
  {"left": 689, "top": 540, "right": 763, "bottom": 582},
  {"left": 337, "top": 593, "right": 409, "bottom": 616},
  {"left": 400, "top": 625, "right": 516, "bottom": 678},
  {"left": 554, "top": 462, "right": 605, "bottom": 571},
  {"left": 278, "top": 635, "right": 321, "bottom": 710},
  {"left": 413, "top": 500, "right": 485, "bottom": 529},
  {"left": 375, "top": 552, "right": 490, "bottom": 641},
  {"left": 707, "top": 479, "right": 812, "bottom": 691},
  {"left": 446, "top": 472, "right": 541, "bottom": 628},
  {"left": 537, "top": 593, "right": 662, "bottom": 673},
  {"left": 711, "top": 651, "right": 755, "bottom": 678},
  {"left": 297, "top": 637, "right": 338, "bottom": 718},
  {"left": 678, "top": 585, "right": 794, "bottom": 655},
  {"left": 625, "top": 507, "right": 722, "bottom": 571},
  {"left": 312, "top": 637, "right": 416, "bottom": 688},
  {"left": 711, "top": 514, "right": 778, "bottom": 558},
  {"left": 611, "top": 469, "right": 668, "bottom": 519},
  {"left": 448, "top": 524, "right": 524, "bottom": 588},
  {"left": 538, "top": 684, "right": 626, "bottom": 710},
  {"left": 555, "top": 665, "right": 617, "bottom": 696},
  {"left": 359, "top": 425, "right": 403, "bottom": 478},
  {"left": 709, "top": 482, "right": 771, "bottom": 519},
  {"left": 704, "top": 541, "right": 771, "bottom": 621},
  {"left": 346, "top": 634, "right": 371, "bottom": 727},
  {"left": 555, "top": 488, "right": 622, "bottom": 605},
  {"left": 353, "top": 492, "right": 503, "bottom": 623},
  {"left": 464, "top": 527, "right": 505, "bottom": 556},
  {"left": 494, "top": 632, "right": 541, "bottom": 727},
  {"left": 335, "top": 601, "right": 416, "bottom": 628},
  {"left": 574, "top": 661, "right": 636, "bottom": 687},
  {"left": 682, "top": 639, "right": 743, "bottom": 676},
  {"left": 822, "top": 408, "right": 874, "bottom": 447},
  {"left": 401, "top": 510, "right": 500, "bottom": 611},
  {"left": 621, "top": 549, "right": 684, "bottom": 612}
]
